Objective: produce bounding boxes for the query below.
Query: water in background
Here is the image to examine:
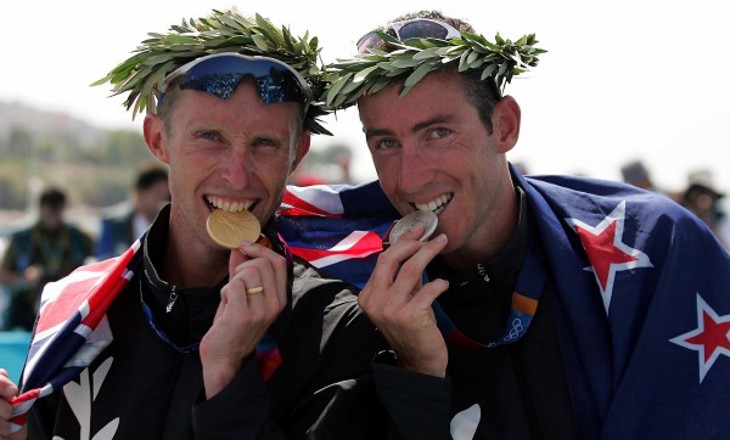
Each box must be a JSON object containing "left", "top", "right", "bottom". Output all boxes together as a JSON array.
[{"left": 0, "top": 331, "right": 31, "bottom": 383}]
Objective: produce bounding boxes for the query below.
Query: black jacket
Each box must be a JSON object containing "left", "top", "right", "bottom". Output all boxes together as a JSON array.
[
  {"left": 368, "top": 187, "right": 578, "bottom": 440},
  {"left": 28, "top": 208, "right": 387, "bottom": 439}
]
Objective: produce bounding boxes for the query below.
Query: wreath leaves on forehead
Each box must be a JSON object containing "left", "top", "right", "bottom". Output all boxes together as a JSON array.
[
  {"left": 324, "top": 31, "right": 546, "bottom": 110},
  {"left": 91, "top": 10, "right": 331, "bottom": 135}
]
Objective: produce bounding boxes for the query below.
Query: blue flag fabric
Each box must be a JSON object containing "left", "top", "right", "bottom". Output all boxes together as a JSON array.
[
  {"left": 9, "top": 169, "right": 729, "bottom": 438},
  {"left": 276, "top": 168, "right": 730, "bottom": 439}
]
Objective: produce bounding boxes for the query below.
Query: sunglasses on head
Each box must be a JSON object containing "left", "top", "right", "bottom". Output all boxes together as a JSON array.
[
  {"left": 356, "top": 18, "right": 461, "bottom": 54},
  {"left": 157, "top": 53, "right": 313, "bottom": 112}
]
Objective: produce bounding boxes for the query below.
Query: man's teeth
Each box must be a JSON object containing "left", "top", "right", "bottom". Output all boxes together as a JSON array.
[
  {"left": 207, "top": 196, "right": 253, "bottom": 212},
  {"left": 415, "top": 193, "right": 452, "bottom": 213}
]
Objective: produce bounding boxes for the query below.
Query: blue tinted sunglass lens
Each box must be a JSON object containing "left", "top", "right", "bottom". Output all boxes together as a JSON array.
[
  {"left": 357, "top": 32, "right": 384, "bottom": 54},
  {"left": 181, "top": 72, "right": 244, "bottom": 100},
  {"left": 176, "top": 56, "right": 309, "bottom": 108},
  {"left": 356, "top": 20, "right": 459, "bottom": 54},
  {"left": 397, "top": 21, "right": 450, "bottom": 40}
]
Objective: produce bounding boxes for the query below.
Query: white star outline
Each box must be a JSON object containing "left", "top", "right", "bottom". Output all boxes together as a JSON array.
[
  {"left": 450, "top": 404, "right": 481, "bottom": 439},
  {"left": 568, "top": 201, "right": 653, "bottom": 313},
  {"left": 669, "top": 293, "right": 730, "bottom": 384}
]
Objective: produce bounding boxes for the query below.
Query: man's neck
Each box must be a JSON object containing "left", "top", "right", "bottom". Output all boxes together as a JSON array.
[
  {"left": 157, "top": 215, "right": 229, "bottom": 288},
  {"left": 441, "top": 184, "right": 525, "bottom": 272}
]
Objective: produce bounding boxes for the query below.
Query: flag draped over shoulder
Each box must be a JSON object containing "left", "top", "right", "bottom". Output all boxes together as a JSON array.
[
  {"left": 276, "top": 172, "right": 730, "bottom": 439},
  {"left": 8, "top": 171, "right": 730, "bottom": 438},
  {"left": 5, "top": 182, "right": 395, "bottom": 433},
  {"left": 277, "top": 181, "right": 399, "bottom": 288},
  {"left": 8, "top": 240, "right": 143, "bottom": 432},
  {"left": 7, "top": 232, "right": 285, "bottom": 433},
  {"left": 519, "top": 172, "right": 730, "bottom": 439}
]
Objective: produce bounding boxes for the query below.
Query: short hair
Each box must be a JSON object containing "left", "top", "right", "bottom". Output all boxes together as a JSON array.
[
  {"left": 135, "top": 164, "right": 168, "bottom": 192},
  {"left": 383, "top": 10, "right": 501, "bottom": 134},
  {"left": 39, "top": 187, "right": 66, "bottom": 210}
]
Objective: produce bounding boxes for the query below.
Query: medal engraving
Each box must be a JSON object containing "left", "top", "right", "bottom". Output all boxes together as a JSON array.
[
  {"left": 206, "top": 210, "right": 261, "bottom": 249},
  {"left": 386, "top": 210, "right": 438, "bottom": 246}
]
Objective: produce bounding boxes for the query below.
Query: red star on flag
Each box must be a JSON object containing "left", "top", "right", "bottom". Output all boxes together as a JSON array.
[
  {"left": 670, "top": 293, "right": 730, "bottom": 383},
  {"left": 568, "top": 201, "right": 653, "bottom": 313}
]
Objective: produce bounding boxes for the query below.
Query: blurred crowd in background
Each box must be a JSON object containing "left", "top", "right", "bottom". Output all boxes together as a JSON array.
[
  {"left": 0, "top": 153, "right": 728, "bottom": 332},
  {"left": 0, "top": 146, "right": 354, "bottom": 331},
  {"left": 618, "top": 160, "right": 730, "bottom": 248}
]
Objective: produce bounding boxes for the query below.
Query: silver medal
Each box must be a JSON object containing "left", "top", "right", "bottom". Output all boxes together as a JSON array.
[{"left": 387, "top": 210, "right": 438, "bottom": 245}]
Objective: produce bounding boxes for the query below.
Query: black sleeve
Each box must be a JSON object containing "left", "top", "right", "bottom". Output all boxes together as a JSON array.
[
  {"left": 192, "top": 357, "right": 286, "bottom": 440},
  {"left": 27, "top": 391, "right": 61, "bottom": 439},
  {"left": 371, "top": 358, "right": 452, "bottom": 440},
  {"left": 287, "top": 308, "right": 390, "bottom": 440},
  {"left": 194, "top": 278, "right": 391, "bottom": 440}
]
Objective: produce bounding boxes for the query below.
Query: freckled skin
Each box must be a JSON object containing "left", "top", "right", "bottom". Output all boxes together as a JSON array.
[
  {"left": 144, "top": 80, "right": 309, "bottom": 287},
  {"left": 358, "top": 69, "right": 520, "bottom": 269},
  {"left": 143, "top": 80, "right": 310, "bottom": 399},
  {"left": 356, "top": 69, "right": 523, "bottom": 378}
]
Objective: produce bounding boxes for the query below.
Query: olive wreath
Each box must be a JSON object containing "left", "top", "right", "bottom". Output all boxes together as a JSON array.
[
  {"left": 92, "top": 10, "right": 331, "bottom": 135},
  {"left": 324, "top": 31, "right": 546, "bottom": 110}
]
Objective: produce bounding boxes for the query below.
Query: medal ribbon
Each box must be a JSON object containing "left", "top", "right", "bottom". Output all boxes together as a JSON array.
[
  {"left": 139, "top": 230, "right": 291, "bottom": 379},
  {"left": 432, "top": 239, "right": 546, "bottom": 350}
]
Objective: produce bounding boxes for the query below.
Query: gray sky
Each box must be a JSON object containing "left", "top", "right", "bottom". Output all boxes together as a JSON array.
[{"left": 2, "top": 0, "right": 729, "bottom": 193}]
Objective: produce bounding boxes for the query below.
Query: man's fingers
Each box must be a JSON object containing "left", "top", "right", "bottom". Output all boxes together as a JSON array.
[
  {"left": 0, "top": 371, "right": 18, "bottom": 438},
  {"left": 362, "top": 232, "right": 448, "bottom": 311},
  {"left": 371, "top": 235, "right": 430, "bottom": 287},
  {"left": 396, "top": 223, "right": 426, "bottom": 241},
  {"left": 411, "top": 278, "right": 450, "bottom": 309},
  {"left": 228, "top": 248, "right": 250, "bottom": 275},
  {"left": 235, "top": 241, "right": 287, "bottom": 305},
  {"left": 391, "top": 234, "right": 447, "bottom": 294},
  {"left": 0, "top": 371, "right": 17, "bottom": 399},
  {"left": 241, "top": 241, "right": 287, "bottom": 305}
]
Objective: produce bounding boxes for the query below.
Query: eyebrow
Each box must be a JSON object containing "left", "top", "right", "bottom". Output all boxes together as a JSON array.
[{"left": 364, "top": 113, "right": 457, "bottom": 140}]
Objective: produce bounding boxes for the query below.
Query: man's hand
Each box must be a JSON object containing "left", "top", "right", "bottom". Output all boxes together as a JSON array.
[
  {"left": 22, "top": 265, "right": 43, "bottom": 286},
  {"left": 0, "top": 370, "right": 25, "bottom": 440},
  {"left": 359, "top": 225, "right": 450, "bottom": 377},
  {"left": 200, "top": 240, "right": 288, "bottom": 398}
]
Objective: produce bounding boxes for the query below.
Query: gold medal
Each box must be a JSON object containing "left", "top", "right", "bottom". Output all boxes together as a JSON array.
[
  {"left": 206, "top": 209, "right": 261, "bottom": 249},
  {"left": 384, "top": 210, "right": 438, "bottom": 247}
]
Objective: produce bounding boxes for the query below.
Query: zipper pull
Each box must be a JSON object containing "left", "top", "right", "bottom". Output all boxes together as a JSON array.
[
  {"left": 477, "top": 263, "right": 491, "bottom": 283},
  {"left": 166, "top": 286, "right": 178, "bottom": 313}
]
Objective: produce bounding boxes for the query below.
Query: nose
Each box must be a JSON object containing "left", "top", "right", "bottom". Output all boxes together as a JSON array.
[
  {"left": 397, "top": 143, "right": 434, "bottom": 194},
  {"left": 221, "top": 148, "right": 253, "bottom": 189}
]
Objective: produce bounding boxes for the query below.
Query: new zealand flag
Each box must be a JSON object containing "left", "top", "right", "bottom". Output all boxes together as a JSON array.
[
  {"left": 276, "top": 172, "right": 730, "bottom": 439},
  {"left": 9, "top": 171, "right": 730, "bottom": 438},
  {"left": 8, "top": 241, "right": 142, "bottom": 433}
]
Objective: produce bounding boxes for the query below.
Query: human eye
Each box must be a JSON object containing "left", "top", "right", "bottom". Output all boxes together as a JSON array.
[
  {"left": 254, "top": 137, "right": 277, "bottom": 147},
  {"left": 372, "top": 138, "right": 398, "bottom": 151},
  {"left": 199, "top": 130, "right": 222, "bottom": 142},
  {"left": 429, "top": 127, "right": 452, "bottom": 139}
]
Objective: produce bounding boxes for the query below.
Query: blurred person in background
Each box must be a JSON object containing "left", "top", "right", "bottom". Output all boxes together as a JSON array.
[
  {"left": 288, "top": 169, "right": 327, "bottom": 187},
  {"left": 681, "top": 169, "right": 730, "bottom": 248},
  {"left": 620, "top": 159, "right": 658, "bottom": 192},
  {"left": 95, "top": 163, "right": 170, "bottom": 259},
  {"left": 0, "top": 186, "right": 93, "bottom": 330}
]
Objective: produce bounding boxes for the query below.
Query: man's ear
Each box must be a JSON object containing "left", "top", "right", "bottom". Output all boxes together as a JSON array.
[
  {"left": 492, "top": 95, "right": 521, "bottom": 154},
  {"left": 289, "top": 131, "right": 311, "bottom": 174},
  {"left": 143, "top": 113, "right": 170, "bottom": 164}
]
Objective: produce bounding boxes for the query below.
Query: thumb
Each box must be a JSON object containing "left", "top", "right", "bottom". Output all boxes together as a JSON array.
[{"left": 228, "top": 248, "right": 250, "bottom": 275}]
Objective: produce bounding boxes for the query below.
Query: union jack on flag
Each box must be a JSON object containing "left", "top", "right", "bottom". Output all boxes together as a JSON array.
[
  {"left": 278, "top": 181, "right": 399, "bottom": 288},
  {"left": 8, "top": 240, "right": 143, "bottom": 433},
  {"left": 6, "top": 181, "right": 394, "bottom": 434},
  {"left": 277, "top": 172, "right": 730, "bottom": 439}
]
